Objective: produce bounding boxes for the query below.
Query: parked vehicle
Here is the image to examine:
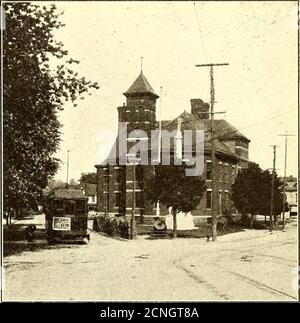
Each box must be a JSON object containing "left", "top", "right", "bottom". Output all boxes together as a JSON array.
[{"left": 45, "top": 189, "right": 90, "bottom": 243}]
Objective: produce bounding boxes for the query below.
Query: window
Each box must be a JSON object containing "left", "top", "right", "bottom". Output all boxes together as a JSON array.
[
  {"left": 116, "top": 168, "right": 122, "bottom": 184},
  {"left": 53, "top": 200, "right": 64, "bottom": 216},
  {"left": 224, "top": 164, "right": 228, "bottom": 183},
  {"left": 115, "top": 192, "right": 121, "bottom": 208},
  {"left": 232, "top": 166, "right": 236, "bottom": 181},
  {"left": 225, "top": 192, "right": 229, "bottom": 208},
  {"left": 64, "top": 201, "right": 75, "bottom": 215},
  {"left": 219, "top": 163, "right": 223, "bottom": 182},
  {"left": 218, "top": 191, "right": 222, "bottom": 215},
  {"left": 76, "top": 200, "right": 86, "bottom": 216},
  {"left": 136, "top": 165, "right": 143, "bottom": 182},
  {"left": 206, "top": 191, "right": 212, "bottom": 209},
  {"left": 136, "top": 191, "right": 143, "bottom": 208},
  {"left": 206, "top": 162, "right": 212, "bottom": 180},
  {"left": 103, "top": 192, "right": 109, "bottom": 213}
]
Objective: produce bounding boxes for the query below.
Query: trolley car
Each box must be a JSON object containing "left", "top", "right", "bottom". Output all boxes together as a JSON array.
[{"left": 45, "top": 189, "right": 90, "bottom": 243}]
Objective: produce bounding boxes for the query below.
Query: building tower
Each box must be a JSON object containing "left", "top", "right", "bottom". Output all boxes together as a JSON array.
[
  {"left": 118, "top": 71, "right": 159, "bottom": 135},
  {"left": 117, "top": 71, "right": 159, "bottom": 221}
]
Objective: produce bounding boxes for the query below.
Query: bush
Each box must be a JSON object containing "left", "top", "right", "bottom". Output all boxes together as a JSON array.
[{"left": 93, "top": 214, "right": 130, "bottom": 239}]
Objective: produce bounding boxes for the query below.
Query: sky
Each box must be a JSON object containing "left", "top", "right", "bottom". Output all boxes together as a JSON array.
[{"left": 48, "top": 1, "right": 298, "bottom": 182}]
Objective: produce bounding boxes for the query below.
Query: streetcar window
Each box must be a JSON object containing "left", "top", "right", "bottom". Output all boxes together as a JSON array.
[
  {"left": 53, "top": 200, "right": 64, "bottom": 216},
  {"left": 76, "top": 200, "right": 86, "bottom": 215},
  {"left": 64, "top": 201, "right": 75, "bottom": 215},
  {"left": 53, "top": 200, "right": 64, "bottom": 209}
]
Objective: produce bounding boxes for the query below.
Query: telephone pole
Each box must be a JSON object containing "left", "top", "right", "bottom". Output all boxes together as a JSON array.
[
  {"left": 195, "top": 63, "right": 229, "bottom": 241},
  {"left": 129, "top": 157, "right": 140, "bottom": 239},
  {"left": 156, "top": 86, "right": 163, "bottom": 217},
  {"left": 131, "top": 161, "right": 136, "bottom": 240},
  {"left": 269, "top": 145, "right": 279, "bottom": 232},
  {"left": 278, "top": 133, "right": 295, "bottom": 230}
]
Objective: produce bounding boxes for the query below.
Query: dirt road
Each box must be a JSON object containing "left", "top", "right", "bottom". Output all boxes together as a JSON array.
[{"left": 3, "top": 217, "right": 298, "bottom": 301}]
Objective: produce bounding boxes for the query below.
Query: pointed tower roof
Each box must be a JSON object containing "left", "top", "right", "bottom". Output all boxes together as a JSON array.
[{"left": 124, "top": 71, "right": 159, "bottom": 98}]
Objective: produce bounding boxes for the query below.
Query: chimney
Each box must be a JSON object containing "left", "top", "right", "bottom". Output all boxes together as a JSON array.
[{"left": 190, "top": 98, "right": 210, "bottom": 119}]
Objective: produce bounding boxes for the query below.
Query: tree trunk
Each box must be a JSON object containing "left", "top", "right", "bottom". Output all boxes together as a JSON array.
[
  {"left": 241, "top": 213, "right": 248, "bottom": 224},
  {"left": 274, "top": 214, "right": 278, "bottom": 229},
  {"left": 172, "top": 208, "right": 177, "bottom": 239},
  {"left": 16, "top": 209, "right": 21, "bottom": 219},
  {"left": 250, "top": 214, "right": 254, "bottom": 229}
]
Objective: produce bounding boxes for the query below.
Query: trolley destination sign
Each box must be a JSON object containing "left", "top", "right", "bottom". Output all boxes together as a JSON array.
[{"left": 52, "top": 217, "right": 71, "bottom": 231}]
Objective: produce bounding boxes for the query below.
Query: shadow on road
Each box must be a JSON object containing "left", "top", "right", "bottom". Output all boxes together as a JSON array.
[{"left": 3, "top": 223, "right": 87, "bottom": 257}]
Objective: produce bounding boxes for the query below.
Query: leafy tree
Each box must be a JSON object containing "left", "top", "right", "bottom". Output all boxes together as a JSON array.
[
  {"left": 145, "top": 165, "right": 206, "bottom": 238},
  {"left": 3, "top": 3, "right": 99, "bottom": 217},
  {"left": 69, "top": 178, "right": 79, "bottom": 188},
  {"left": 80, "top": 172, "right": 97, "bottom": 184},
  {"left": 46, "top": 179, "right": 66, "bottom": 191},
  {"left": 232, "top": 162, "right": 287, "bottom": 229}
]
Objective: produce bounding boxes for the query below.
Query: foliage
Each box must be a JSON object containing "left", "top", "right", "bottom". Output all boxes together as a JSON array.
[
  {"left": 80, "top": 172, "right": 97, "bottom": 184},
  {"left": 3, "top": 3, "right": 99, "bottom": 215},
  {"left": 232, "top": 162, "right": 288, "bottom": 225},
  {"left": 145, "top": 165, "right": 206, "bottom": 237},
  {"left": 146, "top": 165, "right": 206, "bottom": 213},
  {"left": 93, "top": 215, "right": 130, "bottom": 239}
]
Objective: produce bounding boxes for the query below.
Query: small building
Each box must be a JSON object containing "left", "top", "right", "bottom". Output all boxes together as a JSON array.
[
  {"left": 82, "top": 183, "right": 97, "bottom": 211},
  {"left": 285, "top": 181, "right": 297, "bottom": 206},
  {"left": 95, "top": 72, "right": 250, "bottom": 231}
]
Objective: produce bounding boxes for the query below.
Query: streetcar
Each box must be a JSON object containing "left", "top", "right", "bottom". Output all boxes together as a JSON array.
[{"left": 45, "top": 189, "right": 90, "bottom": 243}]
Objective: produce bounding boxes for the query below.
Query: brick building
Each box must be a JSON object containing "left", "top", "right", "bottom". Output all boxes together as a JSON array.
[{"left": 95, "top": 72, "right": 250, "bottom": 229}]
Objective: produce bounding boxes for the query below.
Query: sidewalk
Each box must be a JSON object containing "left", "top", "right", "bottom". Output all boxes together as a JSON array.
[
  {"left": 3, "top": 214, "right": 46, "bottom": 256},
  {"left": 4, "top": 213, "right": 46, "bottom": 228}
]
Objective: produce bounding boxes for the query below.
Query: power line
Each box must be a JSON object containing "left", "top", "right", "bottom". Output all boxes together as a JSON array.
[
  {"left": 210, "top": 107, "right": 295, "bottom": 142},
  {"left": 193, "top": 2, "right": 208, "bottom": 63},
  {"left": 166, "top": 105, "right": 295, "bottom": 143}
]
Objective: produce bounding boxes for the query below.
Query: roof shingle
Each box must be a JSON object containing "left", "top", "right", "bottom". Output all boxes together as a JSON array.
[{"left": 124, "top": 72, "right": 158, "bottom": 97}]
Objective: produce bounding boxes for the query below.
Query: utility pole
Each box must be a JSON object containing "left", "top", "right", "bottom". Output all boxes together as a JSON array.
[
  {"left": 269, "top": 145, "right": 279, "bottom": 231},
  {"left": 195, "top": 63, "right": 229, "bottom": 241},
  {"left": 278, "top": 133, "right": 295, "bottom": 230},
  {"left": 131, "top": 161, "right": 136, "bottom": 240},
  {"left": 129, "top": 157, "right": 140, "bottom": 239},
  {"left": 156, "top": 86, "right": 163, "bottom": 217},
  {"left": 66, "top": 149, "right": 70, "bottom": 189}
]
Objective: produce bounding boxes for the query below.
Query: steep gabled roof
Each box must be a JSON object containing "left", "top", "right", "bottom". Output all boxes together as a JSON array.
[
  {"left": 214, "top": 119, "right": 250, "bottom": 142},
  {"left": 124, "top": 71, "right": 158, "bottom": 98},
  {"left": 163, "top": 112, "right": 249, "bottom": 142},
  {"left": 162, "top": 112, "right": 237, "bottom": 158}
]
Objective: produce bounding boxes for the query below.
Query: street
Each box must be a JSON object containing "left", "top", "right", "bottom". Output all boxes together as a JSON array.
[{"left": 3, "top": 216, "right": 298, "bottom": 301}]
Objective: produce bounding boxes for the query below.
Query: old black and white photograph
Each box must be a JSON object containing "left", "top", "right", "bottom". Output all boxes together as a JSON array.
[{"left": 1, "top": 0, "right": 299, "bottom": 303}]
